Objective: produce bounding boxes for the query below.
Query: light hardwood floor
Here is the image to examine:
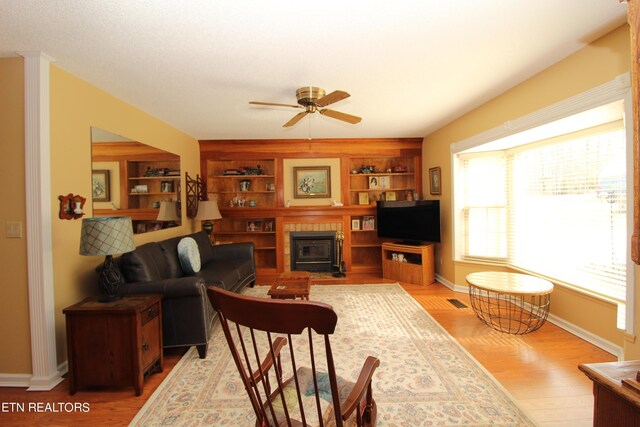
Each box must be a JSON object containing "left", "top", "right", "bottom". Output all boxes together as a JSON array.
[{"left": 0, "top": 278, "right": 615, "bottom": 426}]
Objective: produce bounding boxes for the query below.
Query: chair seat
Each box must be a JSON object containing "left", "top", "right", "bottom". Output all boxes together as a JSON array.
[{"left": 266, "top": 366, "right": 359, "bottom": 427}]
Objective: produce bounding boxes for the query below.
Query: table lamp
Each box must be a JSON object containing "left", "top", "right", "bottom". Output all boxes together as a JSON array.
[
  {"left": 194, "top": 200, "right": 222, "bottom": 235},
  {"left": 79, "top": 217, "right": 135, "bottom": 302},
  {"left": 156, "top": 200, "right": 180, "bottom": 226}
]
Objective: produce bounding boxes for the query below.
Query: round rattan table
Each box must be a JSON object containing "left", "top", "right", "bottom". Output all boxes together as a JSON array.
[{"left": 466, "top": 271, "right": 554, "bottom": 335}]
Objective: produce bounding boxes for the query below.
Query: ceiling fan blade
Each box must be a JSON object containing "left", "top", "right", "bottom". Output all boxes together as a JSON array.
[
  {"left": 315, "top": 90, "right": 350, "bottom": 107},
  {"left": 283, "top": 111, "right": 309, "bottom": 127},
  {"left": 319, "top": 109, "right": 362, "bottom": 124},
  {"left": 249, "top": 101, "right": 302, "bottom": 109}
]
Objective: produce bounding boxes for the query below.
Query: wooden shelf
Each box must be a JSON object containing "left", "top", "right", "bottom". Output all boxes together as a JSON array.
[
  {"left": 129, "top": 176, "right": 180, "bottom": 180},
  {"left": 129, "top": 192, "right": 177, "bottom": 196},
  {"left": 200, "top": 140, "right": 422, "bottom": 276},
  {"left": 211, "top": 175, "right": 275, "bottom": 179},
  {"left": 216, "top": 191, "right": 276, "bottom": 194},
  {"left": 350, "top": 173, "right": 414, "bottom": 177},
  {"left": 350, "top": 188, "right": 413, "bottom": 192},
  {"left": 214, "top": 231, "right": 276, "bottom": 235}
]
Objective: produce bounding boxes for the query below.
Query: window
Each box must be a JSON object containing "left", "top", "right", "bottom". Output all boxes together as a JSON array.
[
  {"left": 452, "top": 76, "right": 635, "bottom": 332},
  {"left": 453, "top": 90, "right": 633, "bottom": 309},
  {"left": 457, "top": 122, "right": 626, "bottom": 302},
  {"left": 508, "top": 125, "right": 626, "bottom": 300},
  {"left": 459, "top": 153, "right": 507, "bottom": 260}
]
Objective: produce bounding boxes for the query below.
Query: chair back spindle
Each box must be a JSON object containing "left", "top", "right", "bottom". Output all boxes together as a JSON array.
[{"left": 207, "top": 287, "right": 380, "bottom": 427}]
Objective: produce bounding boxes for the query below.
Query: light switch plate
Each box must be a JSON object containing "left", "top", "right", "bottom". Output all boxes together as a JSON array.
[{"left": 6, "top": 222, "right": 23, "bottom": 238}]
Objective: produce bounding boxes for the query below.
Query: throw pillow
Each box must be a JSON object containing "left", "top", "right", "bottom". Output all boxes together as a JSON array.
[{"left": 177, "top": 237, "right": 201, "bottom": 274}]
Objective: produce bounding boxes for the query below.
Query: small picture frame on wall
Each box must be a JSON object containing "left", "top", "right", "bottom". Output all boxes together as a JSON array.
[
  {"left": 92, "top": 170, "right": 111, "bottom": 201},
  {"left": 362, "top": 216, "right": 375, "bottom": 231},
  {"left": 358, "top": 192, "right": 370, "bottom": 205},
  {"left": 351, "top": 219, "right": 361, "bottom": 230},
  {"left": 429, "top": 167, "right": 442, "bottom": 195}
]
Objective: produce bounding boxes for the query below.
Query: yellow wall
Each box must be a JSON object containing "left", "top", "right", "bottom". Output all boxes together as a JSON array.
[
  {"left": 49, "top": 65, "right": 200, "bottom": 366},
  {"left": 0, "top": 57, "right": 32, "bottom": 374},
  {"left": 0, "top": 61, "right": 200, "bottom": 375},
  {"left": 423, "top": 24, "right": 631, "bottom": 355}
]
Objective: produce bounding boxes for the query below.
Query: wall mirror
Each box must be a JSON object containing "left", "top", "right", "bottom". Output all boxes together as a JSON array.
[{"left": 90, "top": 127, "right": 181, "bottom": 234}]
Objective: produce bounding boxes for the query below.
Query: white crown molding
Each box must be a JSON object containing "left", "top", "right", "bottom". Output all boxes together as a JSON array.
[
  {"left": 18, "top": 51, "right": 63, "bottom": 391},
  {"left": 451, "top": 72, "right": 632, "bottom": 154}
]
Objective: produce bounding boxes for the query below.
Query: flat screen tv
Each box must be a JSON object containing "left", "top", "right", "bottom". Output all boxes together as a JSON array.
[{"left": 376, "top": 200, "right": 441, "bottom": 244}]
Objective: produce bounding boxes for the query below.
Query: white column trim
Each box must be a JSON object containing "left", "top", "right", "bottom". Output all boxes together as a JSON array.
[{"left": 18, "top": 51, "right": 63, "bottom": 391}]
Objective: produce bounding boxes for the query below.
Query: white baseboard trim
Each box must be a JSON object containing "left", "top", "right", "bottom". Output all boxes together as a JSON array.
[
  {"left": 0, "top": 373, "right": 31, "bottom": 387},
  {"left": 435, "top": 274, "right": 468, "bottom": 293},
  {"left": 0, "top": 361, "right": 68, "bottom": 389},
  {"left": 437, "top": 275, "right": 624, "bottom": 359},
  {"left": 546, "top": 313, "right": 624, "bottom": 360}
]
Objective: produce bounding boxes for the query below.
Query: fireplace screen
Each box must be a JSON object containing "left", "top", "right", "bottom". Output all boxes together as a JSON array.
[{"left": 290, "top": 231, "right": 336, "bottom": 272}]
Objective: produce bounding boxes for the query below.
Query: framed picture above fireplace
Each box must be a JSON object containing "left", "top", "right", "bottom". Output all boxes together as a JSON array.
[{"left": 293, "top": 166, "right": 331, "bottom": 199}]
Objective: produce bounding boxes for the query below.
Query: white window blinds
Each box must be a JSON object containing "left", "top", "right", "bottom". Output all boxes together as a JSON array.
[
  {"left": 460, "top": 153, "right": 507, "bottom": 260},
  {"left": 508, "top": 126, "right": 626, "bottom": 301},
  {"left": 458, "top": 123, "right": 627, "bottom": 302}
]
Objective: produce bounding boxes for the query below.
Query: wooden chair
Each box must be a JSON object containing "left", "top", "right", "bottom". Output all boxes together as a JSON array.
[{"left": 207, "top": 287, "right": 380, "bottom": 427}]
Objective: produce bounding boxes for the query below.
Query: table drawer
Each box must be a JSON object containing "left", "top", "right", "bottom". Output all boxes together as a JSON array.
[{"left": 141, "top": 302, "right": 161, "bottom": 325}]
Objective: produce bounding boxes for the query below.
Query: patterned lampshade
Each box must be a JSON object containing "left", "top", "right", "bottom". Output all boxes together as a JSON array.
[{"left": 79, "top": 217, "right": 135, "bottom": 256}]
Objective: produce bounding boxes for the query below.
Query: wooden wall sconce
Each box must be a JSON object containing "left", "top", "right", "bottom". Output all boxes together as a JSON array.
[
  {"left": 185, "top": 172, "right": 204, "bottom": 218},
  {"left": 58, "top": 194, "right": 86, "bottom": 220}
]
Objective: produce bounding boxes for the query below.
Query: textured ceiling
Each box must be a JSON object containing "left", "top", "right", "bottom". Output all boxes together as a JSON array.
[{"left": 0, "top": 0, "right": 628, "bottom": 140}]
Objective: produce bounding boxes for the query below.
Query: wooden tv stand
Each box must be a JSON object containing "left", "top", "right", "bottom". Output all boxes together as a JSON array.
[{"left": 381, "top": 242, "right": 435, "bottom": 286}]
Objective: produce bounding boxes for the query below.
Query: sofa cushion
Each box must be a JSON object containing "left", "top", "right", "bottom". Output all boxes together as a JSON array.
[
  {"left": 178, "top": 237, "right": 201, "bottom": 274},
  {"left": 196, "top": 260, "right": 244, "bottom": 290},
  {"left": 120, "top": 242, "right": 168, "bottom": 282},
  {"left": 188, "top": 231, "right": 214, "bottom": 265},
  {"left": 159, "top": 236, "right": 185, "bottom": 278}
]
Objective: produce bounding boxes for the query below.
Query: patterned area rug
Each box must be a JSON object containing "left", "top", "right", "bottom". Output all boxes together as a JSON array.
[{"left": 130, "top": 284, "right": 536, "bottom": 426}]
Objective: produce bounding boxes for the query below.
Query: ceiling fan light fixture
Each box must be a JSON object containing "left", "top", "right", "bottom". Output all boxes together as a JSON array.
[{"left": 249, "top": 86, "right": 361, "bottom": 128}]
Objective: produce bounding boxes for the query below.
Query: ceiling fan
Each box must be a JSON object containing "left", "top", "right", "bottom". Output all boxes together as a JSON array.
[{"left": 249, "top": 86, "right": 362, "bottom": 127}]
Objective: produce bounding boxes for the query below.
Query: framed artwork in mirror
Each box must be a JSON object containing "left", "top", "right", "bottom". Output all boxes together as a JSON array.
[
  {"left": 92, "top": 170, "right": 110, "bottom": 201},
  {"left": 294, "top": 166, "right": 331, "bottom": 198}
]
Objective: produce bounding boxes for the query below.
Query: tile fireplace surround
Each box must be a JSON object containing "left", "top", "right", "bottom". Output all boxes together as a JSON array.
[{"left": 283, "top": 220, "right": 343, "bottom": 271}]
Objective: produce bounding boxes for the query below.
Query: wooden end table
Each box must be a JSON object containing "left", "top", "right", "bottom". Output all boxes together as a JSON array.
[
  {"left": 267, "top": 271, "right": 312, "bottom": 300},
  {"left": 466, "top": 271, "right": 553, "bottom": 334},
  {"left": 63, "top": 294, "right": 163, "bottom": 395},
  {"left": 579, "top": 361, "right": 640, "bottom": 426}
]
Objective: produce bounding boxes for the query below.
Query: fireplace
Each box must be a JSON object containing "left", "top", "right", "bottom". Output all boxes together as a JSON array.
[{"left": 290, "top": 231, "right": 336, "bottom": 272}]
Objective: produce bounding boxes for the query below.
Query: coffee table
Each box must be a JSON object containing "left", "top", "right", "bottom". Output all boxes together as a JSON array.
[
  {"left": 267, "top": 271, "right": 311, "bottom": 300},
  {"left": 466, "top": 271, "right": 554, "bottom": 334}
]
